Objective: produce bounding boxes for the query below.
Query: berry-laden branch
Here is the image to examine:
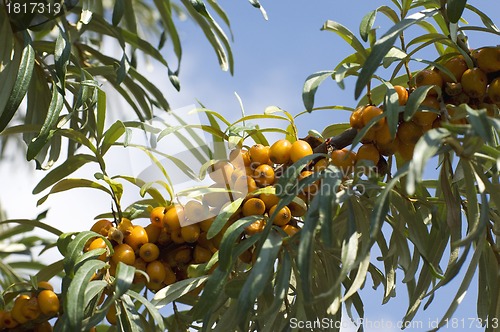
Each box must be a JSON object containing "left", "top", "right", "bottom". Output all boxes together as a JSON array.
[{"left": 312, "top": 127, "right": 358, "bottom": 154}]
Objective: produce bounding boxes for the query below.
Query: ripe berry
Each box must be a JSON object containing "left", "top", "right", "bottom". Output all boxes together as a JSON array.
[
  {"left": 38, "top": 290, "right": 60, "bottom": 316},
  {"left": 87, "top": 237, "right": 107, "bottom": 261},
  {"left": 439, "top": 55, "right": 468, "bottom": 82},
  {"left": 393, "top": 85, "right": 409, "bottom": 105},
  {"left": 146, "top": 260, "right": 167, "bottom": 284},
  {"left": 269, "top": 139, "right": 292, "bottom": 164},
  {"left": 180, "top": 224, "right": 201, "bottom": 243},
  {"left": 397, "top": 121, "right": 423, "bottom": 145},
  {"left": 111, "top": 243, "right": 136, "bottom": 266},
  {"left": 461, "top": 67, "right": 488, "bottom": 98},
  {"left": 139, "top": 243, "right": 160, "bottom": 262},
  {"left": 269, "top": 205, "right": 292, "bottom": 226},
  {"left": 281, "top": 224, "right": 300, "bottom": 237},
  {"left": 249, "top": 144, "right": 270, "bottom": 165},
  {"left": 242, "top": 198, "right": 266, "bottom": 216},
  {"left": 260, "top": 192, "right": 280, "bottom": 211},
  {"left": 415, "top": 69, "right": 443, "bottom": 96},
  {"left": 361, "top": 105, "right": 385, "bottom": 130},
  {"left": 253, "top": 164, "right": 275, "bottom": 187},
  {"left": 349, "top": 106, "right": 365, "bottom": 129},
  {"left": 144, "top": 224, "right": 161, "bottom": 244},
  {"left": 245, "top": 219, "right": 265, "bottom": 235},
  {"left": 90, "top": 219, "right": 113, "bottom": 236},
  {"left": 330, "top": 148, "right": 356, "bottom": 174},
  {"left": 163, "top": 205, "right": 185, "bottom": 230},
  {"left": 356, "top": 143, "right": 380, "bottom": 166},
  {"left": 149, "top": 206, "right": 166, "bottom": 228},
  {"left": 290, "top": 140, "right": 313, "bottom": 163},
  {"left": 124, "top": 226, "right": 149, "bottom": 251}
]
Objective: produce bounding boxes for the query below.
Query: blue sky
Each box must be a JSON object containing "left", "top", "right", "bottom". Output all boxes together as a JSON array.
[{"left": 1, "top": 1, "right": 499, "bottom": 330}]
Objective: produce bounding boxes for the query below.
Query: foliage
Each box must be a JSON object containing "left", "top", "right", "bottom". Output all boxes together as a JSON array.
[{"left": 0, "top": 0, "right": 500, "bottom": 331}]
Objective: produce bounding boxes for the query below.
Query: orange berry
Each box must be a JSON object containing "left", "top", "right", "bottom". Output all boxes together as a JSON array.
[
  {"left": 106, "top": 304, "right": 117, "bottom": 325},
  {"left": 116, "top": 218, "right": 134, "bottom": 238},
  {"left": 394, "top": 85, "right": 409, "bottom": 105},
  {"left": 124, "top": 226, "right": 149, "bottom": 251},
  {"left": 170, "top": 228, "right": 186, "bottom": 244},
  {"left": 242, "top": 198, "right": 266, "bottom": 216},
  {"left": 184, "top": 200, "right": 210, "bottom": 222},
  {"left": 374, "top": 122, "right": 393, "bottom": 145},
  {"left": 487, "top": 77, "right": 500, "bottom": 104},
  {"left": 415, "top": 69, "right": 443, "bottom": 96},
  {"left": 90, "top": 219, "right": 113, "bottom": 236},
  {"left": 87, "top": 237, "right": 107, "bottom": 261},
  {"left": 199, "top": 217, "right": 215, "bottom": 232},
  {"left": 439, "top": 55, "right": 468, "bottom": 82},
  {"left": 174, "top": 246, "right": 192, "bottom": 264},
  {"left": 269, "top": 139, "right": 292, "bottom": 164},
  {"left": 356, "top": 143, "right": 380, "bottom": 166},
  {"left": 111, "top": 243, "right": 136, "bottom": 266},
  {"left": 233, "top": 175, "right": 257, "bottom": 197},
  {"left": 260, "top": 192, "right": 280, "bottom": 211},
  {"left": 146, "top": 260, "right": 167, "bottom": 284},
  {"left": 290, "top": 140, "right": 313, "bottom": 163},
  {"left": 139, "top": 243, "right": 160, "bottom": 262},
  {"left": 474, "top": 47, "right": 500, "bottom": 73},
  {"left": 38, "top": 290, "right": 60, "bottom": 316},
  {"left": 313, "top": 158, "right": 329, "bottom": 172},
  {"left": 144, "top": 224, "right": 161, "bottom": 244},
  {"left": 397, "top": 121, "right": 423, "bottom": 145},
  {"left": 245, "top": 219, "right": 265, "bottom": 235},
  {"left": 397, "top": 141, "right": 416, "bottom": 161},
  {"left": 11, "top": 294, "right": 30, "bottom": 324},
  {"left": 180, "top": 224, "right": 201, "bottom": 243},
  {"left": 269, "top": 205, "right": 292, "bottom": 226},
  {"left": 249, "top": 144, "right": 270, "bottom": 165},
  {"left": 37, "top": 281, "right": 54, "bottom": 291},
  {"left": 413, "top": 96, "right": 439, "bottom": 126},
  {"left": 330, "top": 148, "right": 356, "bottom": 174},
  {"left": 461, "top": 67, "right": 488, "bottom": 98},
  {"left": 377, "top": 139, "right": 400, "bottom": 156},
  {"left": 208, "top": 160, "right": 234, "bottom": 184},
  {"left": 253, "top": 164, "right": 275, "bottom": 187},
  {"left": 281, "top": 224, "right": 300, "bottom": 237},
  {"left": 288, "top": 198, "right": 307, "bottom": 217},
  {"left": 162, "top": 205, "right": 185, "bottom": 230},
  {"left": 163, "top": 263, "right": 177, "bottom": 285},
  {"left": 361, "top": 126, "right": 377, "bottom": 144},
  {"left": 149, "top": 207, "right": 166, "bottom": 228},
  {"left": 2, "top": 312, "right": 18, "bottom": 329},
  {"left": 193, "top": 245, "right": 212, "bottom": 264},
  {"left": 22, "top": 296, "right": 41, "bottom": 320},
  {"left": 349, "top": 106, "right": 365, "bottom": 129},
  {"left": 361, "top": 105, "right": 385, "bottom": 129},
  {"left": 133, "top": 257, "right": 147, "bottom": 283}
]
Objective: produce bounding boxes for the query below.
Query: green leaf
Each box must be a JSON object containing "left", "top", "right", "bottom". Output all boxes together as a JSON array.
[
  {"left": 66, "top": 259, "right": 107, "bottom": 331},
  {"left": 101, "top": 120, "right": 126, "bottom": 155},
  {"left": 237, "top": 231, "right": 282, "bottom": 328},
  {"left": 355, "top": 8, "right": 438, "bottom": 99},
  {"left": 27, "top": 85, "right": 64, "bottom": 161},
  {"left": 96, "top": 89, "right": 106, "bottom": 142},
  {"left": 127, "top": 289, "right": 166, "bottom": 332},
  {"left": 447, "top": 0, "right": 467, "bottom": 24},
  {"left": 429, "top": 236, "right": 485, "bottom": 331},
  {"left": 37, "top": 179, "right": 112, "bottom": 206},
  {"left": 206, "top": 197, "right": 243, "bottom": 239},
  {"left": 33, "top": 154, "right": 97, "bottom": 194},
  {"left": 54, "top": 27, "right": 71, "bottom": 90},
  {"left": 0, "top": 32, "right": 35, "bottom": 132},
  {"left": 302, "top": 71, "right": 335, "bottom": 113},
  {"left": 0, "top": 218, "right": 63, "bottom": 237},
  {"left": 360, "top": 10, "right": 377, "bottom": 42},
  {"left": 407, "top": 128, "right": 450, "bottom": 195},
  {"left": 404, "top": 85, "right": 435, "bottom": 121},
  {"left": 152, "top": 276, "right": 209, "bottom": 308},
  {"left": 322, "top": 21, "right": 368, "bottom": 60}
]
